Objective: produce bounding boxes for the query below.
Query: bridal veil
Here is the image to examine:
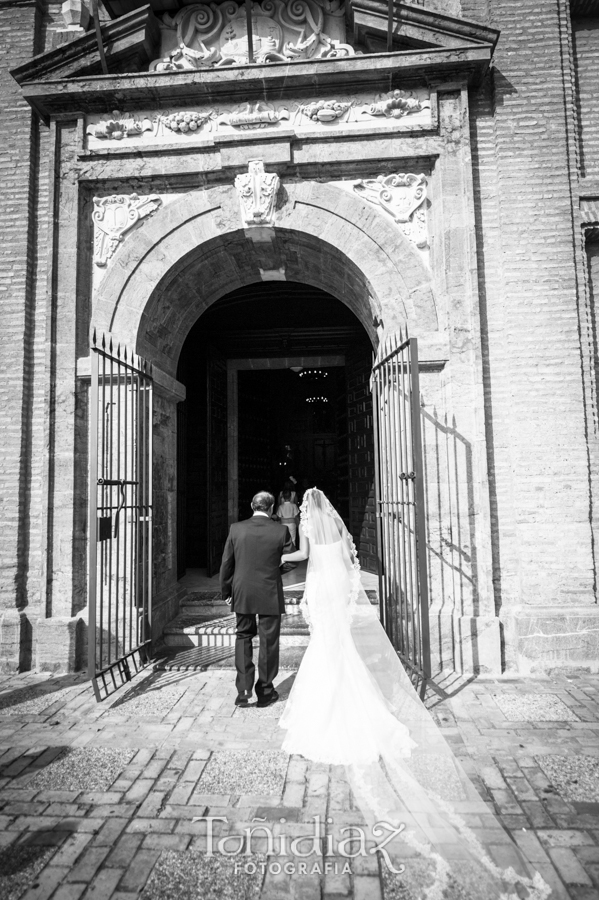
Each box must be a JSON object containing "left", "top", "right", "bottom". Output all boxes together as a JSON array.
[{"left": 286, "top": 487, "right": 550, "bottom": 900}]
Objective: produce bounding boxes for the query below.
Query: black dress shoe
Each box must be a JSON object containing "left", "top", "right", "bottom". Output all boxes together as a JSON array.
[
  {"left": 235, "top": 693, "right": 251, "bottom": 707},
  {"left": 256, "top": 689, "right": 279, "bottom": 708}
]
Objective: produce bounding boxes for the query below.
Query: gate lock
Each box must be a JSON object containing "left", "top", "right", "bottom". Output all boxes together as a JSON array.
[{"left": 97, "top": 478, "right": 139, "bottom": 539}]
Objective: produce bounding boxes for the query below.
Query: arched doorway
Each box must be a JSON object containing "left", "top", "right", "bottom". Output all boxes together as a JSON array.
[
  {"left": 176, "top": 281, "right": 376, "bottom": 579},
  {"left": 87, "top": 179, "right": 457, "bottom": 694}
]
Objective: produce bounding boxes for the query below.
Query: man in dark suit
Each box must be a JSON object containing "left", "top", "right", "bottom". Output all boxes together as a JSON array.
[{"left": 220, "top": 490, "right": 295, "bottom": 708}]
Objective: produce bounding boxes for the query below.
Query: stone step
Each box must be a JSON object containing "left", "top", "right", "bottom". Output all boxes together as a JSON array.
[
  {"left": 181, "top": 589, "right": 379, "bottom": 607},
  {"left": 153, "top": 644, "right": 306, "bottom": 672},
  {"left": 163, "top": 607, "right": 310, "bottom": 649}
]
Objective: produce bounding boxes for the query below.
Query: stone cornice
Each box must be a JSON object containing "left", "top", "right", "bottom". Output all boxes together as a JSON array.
[
  {"left": 10, "top": 6, "right": 159, "bottom": 84},
  {"left": 15, "top": 46, "right": 492, "bottom": 121},
  {"left": 349, "top": 0, "right": 499, "bottom": 50},
  {"left": 0, "top": 0, "right": 42, "bottom": 7}
]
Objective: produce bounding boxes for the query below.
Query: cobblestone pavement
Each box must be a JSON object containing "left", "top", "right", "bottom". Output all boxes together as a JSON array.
[{"left": 0, "top": 666, "right": 597, "bottom": 900}]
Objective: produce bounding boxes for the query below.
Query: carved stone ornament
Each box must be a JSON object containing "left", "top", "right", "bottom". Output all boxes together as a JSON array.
[
  {"left": 298, "top": 99, "right": 353, "bottom": 123},
  {"left": 93, "top": 194, "right": 162, "bottom": 267},
  {"left": 235, "top": 160, "right": 280, "bottom": 226},
  {"left": 353, "top": 174, "right": 428, "bottom": 248},
  {"left": 86, "top": 111, "right": 154, "bottom": 141},
  {"left": 162, "top": 110, "right": 217, "bottom": 133},
  {"left": 220, "top": 101, "right": 290, "bottom": 129},
  {"left": 150, "top": 0, "right": 355, "bottom": 71},
  {"left": 361, "top": 90, "right": 430, "bottom": 120}
]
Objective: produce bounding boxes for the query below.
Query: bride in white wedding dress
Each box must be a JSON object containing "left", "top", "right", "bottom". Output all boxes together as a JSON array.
[{"left": 279, "top": 487, "right": 551, "bottom": 900}]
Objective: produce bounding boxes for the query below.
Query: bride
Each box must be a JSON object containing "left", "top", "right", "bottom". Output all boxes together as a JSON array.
[{"left": 279, "top": 487, "right": 551, "bottom": 900}]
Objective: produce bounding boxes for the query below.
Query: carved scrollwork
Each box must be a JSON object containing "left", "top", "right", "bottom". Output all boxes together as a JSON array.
[
  {"left": 93, "top": 194, "right": 162, "bottom": 267},
  {"left": 234, "top": 159, "right": 280, "bottom": 226},
  {"left": 150, "top": 0, "right": 356, "bottom": 71},
  {"left": 353, "top": 174, "right": 428, "bottom": 248},
  {"left": 220, "top": 101, "right": 290, "bottom": 129}
]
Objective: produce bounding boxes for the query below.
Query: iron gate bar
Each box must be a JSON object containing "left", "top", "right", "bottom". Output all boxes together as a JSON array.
[
  {"left": 88, "top": 331, "right": 153, "bottom": 702},
  {"left": 372, "top": 329, "right": 431, "bottom": 694}
]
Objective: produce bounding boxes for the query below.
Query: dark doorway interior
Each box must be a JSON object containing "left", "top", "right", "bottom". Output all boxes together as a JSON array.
[
  {"left": 236, "top": 366, "right": 346, "bottom": 521},
  {"left": 176, "top": 282, "right": 375, "bottom": 576}
]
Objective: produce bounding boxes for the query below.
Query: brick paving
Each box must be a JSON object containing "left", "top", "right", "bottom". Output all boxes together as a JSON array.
[{"left": 0, "top": 667, "right": 597, "bottom": 899}]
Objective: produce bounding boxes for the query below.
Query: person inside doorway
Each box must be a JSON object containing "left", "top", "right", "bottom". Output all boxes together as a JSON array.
[
  {"left": 276, "top": 489, "right": 300, "bottom": 545},
  {"left": 276, "top": 478, "right": 298, "bottom": 507}
]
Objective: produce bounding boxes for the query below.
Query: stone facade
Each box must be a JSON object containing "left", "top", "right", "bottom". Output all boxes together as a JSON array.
[{"left": 1, "top": 0, "right": 598, "bottom": 676}]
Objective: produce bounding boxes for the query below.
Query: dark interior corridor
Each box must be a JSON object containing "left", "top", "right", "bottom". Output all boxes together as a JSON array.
[{"left": 176, "top": 282, "right": 375, "bottom": 576}]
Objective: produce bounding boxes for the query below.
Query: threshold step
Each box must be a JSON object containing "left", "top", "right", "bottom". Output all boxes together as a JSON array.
[
  {"left": 163, "top": 609, "right": 310, "bottom": 649},
  {"left": 153, "top": 644, "right": 306, "bottom": 672}
]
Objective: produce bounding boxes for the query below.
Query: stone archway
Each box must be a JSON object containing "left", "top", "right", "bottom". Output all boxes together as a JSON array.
[
  {"left": 93, "top": 179, "right": 439, "bottom": 375},
  {"left": 90, "top": 175, "right": 441, "bottom": 654}
]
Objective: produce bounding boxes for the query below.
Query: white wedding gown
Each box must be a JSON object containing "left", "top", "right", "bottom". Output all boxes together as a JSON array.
[
  {"left": 280, "top": 540, "right": 416, "bottom": 765},
  {"left": 278, "top": 489, "right": 551, "bottom": 900}
]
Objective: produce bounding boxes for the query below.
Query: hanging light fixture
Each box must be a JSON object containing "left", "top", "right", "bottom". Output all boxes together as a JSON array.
[{"left": 300, "top": 369, "right": 329, "bottom": 405}]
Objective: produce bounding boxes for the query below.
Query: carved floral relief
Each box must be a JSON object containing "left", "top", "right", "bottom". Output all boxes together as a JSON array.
[
  {"left": 93, "top": 194, "right": 162, "bottom": 267},
  {"left": 361, "top": 89, "right": 430, "bottom": 120},
  {"left": 150, "top": 0, "right": 354, "bottom": 71},
  {"left": 352, "top": 174, "right": 429, "bottom": 248},
  {"left": 86, "top": 111, "right": 153, "bottom": 140}
]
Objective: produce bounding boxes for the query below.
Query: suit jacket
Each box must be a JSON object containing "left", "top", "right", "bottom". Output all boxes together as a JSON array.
[{"left": 219, "top": 515, "right": 295, "bottom": 615}]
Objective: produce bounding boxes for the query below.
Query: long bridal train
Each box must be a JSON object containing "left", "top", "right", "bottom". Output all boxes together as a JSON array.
[{"left": 279, "top": 488, "right": 551, "bottom": 900}]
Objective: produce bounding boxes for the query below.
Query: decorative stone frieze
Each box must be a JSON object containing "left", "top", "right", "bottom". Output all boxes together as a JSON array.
[
  {"left": 86, "top": 111, "right": 153, "bottom": 141},
  {"left": 93, "top": 194, "right": 162, "bottom": 267},
  {"left": 150, "top": 0, "right": 355, "bottom": 71},
  {"left": 353, "top": 174, "right": 428, "bottom": 248},
  {"left": 234, "top": 160, "right": 280, "bottom": 226},
  {"left": 84, "top": 89, "right": 432, "bottom": 148}
]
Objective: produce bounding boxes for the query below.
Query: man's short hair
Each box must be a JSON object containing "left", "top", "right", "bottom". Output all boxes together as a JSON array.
[{"left": 252, "top": 491, "right": 275, "bottom": 512}]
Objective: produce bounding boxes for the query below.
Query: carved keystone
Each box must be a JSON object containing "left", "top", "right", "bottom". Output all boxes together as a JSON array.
[{"left": 234, "top": 160, "right": 280, "bottom": 227}]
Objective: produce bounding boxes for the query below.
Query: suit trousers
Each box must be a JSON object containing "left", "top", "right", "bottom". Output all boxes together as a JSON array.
[{"left": 234, "top": 613, "right": 281, "bottom": 697}]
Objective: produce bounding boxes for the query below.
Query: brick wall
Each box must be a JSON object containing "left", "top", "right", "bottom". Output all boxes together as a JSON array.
[
  {"left": 0, "top": 1, "right": 42, "bottom": 625},
  {"left": 464, "top": 0, "right": 595, "bottom": 666},
  {"left": 572, "top": 16, "right": 599, "bottom": 178}
]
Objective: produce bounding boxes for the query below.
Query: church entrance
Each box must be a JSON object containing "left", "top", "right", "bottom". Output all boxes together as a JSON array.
[{"left": 176, "top": 281, "right": 376, "bottom": 579}]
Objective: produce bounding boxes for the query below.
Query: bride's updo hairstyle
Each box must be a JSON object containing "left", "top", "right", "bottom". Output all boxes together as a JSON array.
[{"left": 300, "top": 487, "right": 355, "bottom": 552}]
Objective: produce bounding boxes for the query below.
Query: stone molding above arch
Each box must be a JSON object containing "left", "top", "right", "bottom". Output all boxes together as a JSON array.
[{"left": 93, "top": 179, "right": 439, "bottom": 376}]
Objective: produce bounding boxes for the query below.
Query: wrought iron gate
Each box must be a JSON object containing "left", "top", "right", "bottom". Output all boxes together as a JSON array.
[
  {"left": 88, "top": 332, "right": 153, "bottom": 701},
  {"left": 371, "top": 330, "right": 431, "bottom": 686}
]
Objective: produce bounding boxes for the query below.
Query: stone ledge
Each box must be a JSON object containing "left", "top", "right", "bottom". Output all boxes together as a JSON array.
[{"left": 510, "top": 606, "right": 599, "bottom": 675}]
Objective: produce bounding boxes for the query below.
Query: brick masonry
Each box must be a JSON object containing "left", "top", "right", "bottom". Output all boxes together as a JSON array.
[{"left": 0, "top": 0, "right": 43, "bottom": 671}]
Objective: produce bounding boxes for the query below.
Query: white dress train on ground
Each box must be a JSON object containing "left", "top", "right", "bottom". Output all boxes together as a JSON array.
[{"left": 279, "top": 488, "right": 551, "bottom": 900}]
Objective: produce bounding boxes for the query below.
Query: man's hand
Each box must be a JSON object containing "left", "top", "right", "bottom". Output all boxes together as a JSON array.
[{"left": 224, "top": 597, "right": 232, "bottom": 607}]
